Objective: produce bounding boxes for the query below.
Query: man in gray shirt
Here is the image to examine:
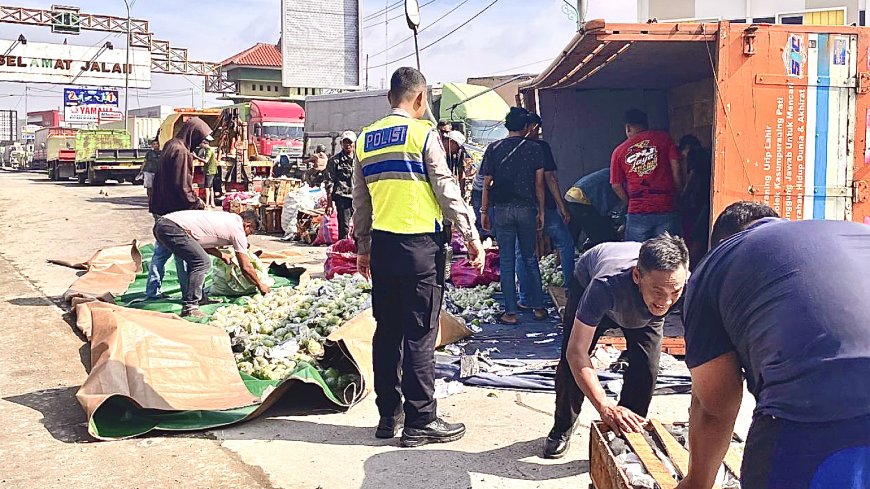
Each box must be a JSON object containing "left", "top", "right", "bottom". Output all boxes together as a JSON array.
[{"left": 543, "top": 235, "right": 689, "bottom": 458}]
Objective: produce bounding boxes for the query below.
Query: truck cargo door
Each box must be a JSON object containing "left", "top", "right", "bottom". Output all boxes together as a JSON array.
[
  {"left": 712, "top": 27, "right": 857, "bottom": 221},
  {"left": 803, "top": 33, "right": 857, "bottom": 220}
]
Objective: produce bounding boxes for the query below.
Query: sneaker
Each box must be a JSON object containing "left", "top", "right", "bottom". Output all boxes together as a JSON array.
[
  {"left": 543, "top": 429, "right": 571, "bottom": 459},
  {"left": 181, "top": 308, "right": 207, "bottom": 319},
  {"left": 375, "top": 413, "right": 405, "bottom": 439},
  {"left": 400, "top": 418, "right": 466, "bottom": 448}
]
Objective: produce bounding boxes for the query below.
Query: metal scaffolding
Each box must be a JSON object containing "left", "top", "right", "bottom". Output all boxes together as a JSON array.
[{"left": 0, "top": 4, "right": 237, "bottom": 93}]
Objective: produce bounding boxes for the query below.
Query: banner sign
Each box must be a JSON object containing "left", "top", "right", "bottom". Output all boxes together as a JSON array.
[
  {"left": 64, "top": 88, "right": 119, "bottom": 107},
  {"left": 0, "top": 39, "right": 151, "bottom": 88}
]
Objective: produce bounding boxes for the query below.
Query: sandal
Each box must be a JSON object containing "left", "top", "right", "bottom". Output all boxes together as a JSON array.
[
  {"left": 517, "top": 302, "right": 532, "bottom": 311},
  {"left": 533, "top": 309, "right": 549, "bottom": 321},
  {"left": 498, "top": 313, "right": 518, "bottom": 325}
]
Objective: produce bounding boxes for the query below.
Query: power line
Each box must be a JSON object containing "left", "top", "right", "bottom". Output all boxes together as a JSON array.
[
  {"left": 363, "top": 0, "right": 440, "bottom": 29},
  {"left": 362, "top": 0, "right": 403, "bottom": 21},
  {"left": 368, "top": 0, "right": 471, "bottom": 58},
  {"left": 370, "top": 0, "right": 502, "bottom": 70},
  {"left": 482, "top": 57, "right": 553, "bottom": 77}
]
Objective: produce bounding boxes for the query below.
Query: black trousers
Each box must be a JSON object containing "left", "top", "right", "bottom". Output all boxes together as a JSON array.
[
  {"left": 333, "top": 195, "right": 353, "bottom": 241},
  {"left": 552, "top": 276, "right": 662, "bottom": 435},
  {"left": 566, "top": 202, "right": 618, "bottom": 251},
  {"left": 370, "top": 230, "right": 446, "bottom": 428}
]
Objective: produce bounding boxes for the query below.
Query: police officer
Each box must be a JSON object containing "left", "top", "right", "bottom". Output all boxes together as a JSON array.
[{"left": 353, "top": 67, "right": 485, "bottom": 448}]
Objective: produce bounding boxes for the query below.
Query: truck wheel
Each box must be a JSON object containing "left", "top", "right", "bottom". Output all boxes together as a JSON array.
[
  {"left": 89, "top": 178, "right": 106, "bottom": 186},
  {"left": 77, "top": 173, "right": 87, "bottom": 184}
]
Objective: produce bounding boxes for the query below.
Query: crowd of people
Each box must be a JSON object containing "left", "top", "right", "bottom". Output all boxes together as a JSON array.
[
  {"left": 131, "top": 66, "right": 869, "bottom": 487},
  {"left": 349, "top": 67, "right": 870, "bottom": 488},
  {"left": 470, "top": 105, "right": 711, "bottom": 325}
]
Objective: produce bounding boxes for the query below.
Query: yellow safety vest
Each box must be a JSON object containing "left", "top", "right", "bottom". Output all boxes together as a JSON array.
[{"left": 356, "top": 114, "right": 443, "bottom": 234}]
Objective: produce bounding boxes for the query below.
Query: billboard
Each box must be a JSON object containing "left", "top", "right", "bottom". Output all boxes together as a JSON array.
[
  {"left": 281, "top": 0, "right": 361, "bottom": 90},
  {"left": 0, "top": 40, "right": 151, "bottom": 88},
  {"left": 63, "top": 88, "right": 120, "bottom": 125},
  {"left": 0, "top": 110, "right": 18, "bottom": 143}
]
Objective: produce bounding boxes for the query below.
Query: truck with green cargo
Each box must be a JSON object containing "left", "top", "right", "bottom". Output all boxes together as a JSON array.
[{"left": 72, "top": 129, "right": 145, "bottom": 185}]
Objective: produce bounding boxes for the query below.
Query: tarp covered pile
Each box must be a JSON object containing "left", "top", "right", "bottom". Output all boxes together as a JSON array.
[{"left": 59, "top": 243, "right": 470, "bottom": 440}]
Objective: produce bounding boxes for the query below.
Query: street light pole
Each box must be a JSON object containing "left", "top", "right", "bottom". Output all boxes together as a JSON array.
[{"left": 123, "top": 0, "right": 131, "bottom": 126}]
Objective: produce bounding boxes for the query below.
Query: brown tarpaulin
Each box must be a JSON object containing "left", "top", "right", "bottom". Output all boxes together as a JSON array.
[{"left": 61, "top": 244, "right": 471, "bottom": 439}]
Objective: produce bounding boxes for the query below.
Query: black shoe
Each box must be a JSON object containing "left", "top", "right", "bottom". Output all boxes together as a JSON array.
[
  {"left": 375, "top": 413, "right": 405, "bottom": 439},
  {"left": 181, "top": 308, "right": 207, "bottom": 319},
  {"left": 543, "top": 430, "right": 571, "bottom": 459},
  {"left": 400, "top": 418, "right": 466, "bottom": 447}
]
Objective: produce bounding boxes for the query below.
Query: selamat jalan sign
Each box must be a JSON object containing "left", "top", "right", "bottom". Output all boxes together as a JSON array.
[{"left": 0, "top": 39, "right": 151, "bottom": 88}]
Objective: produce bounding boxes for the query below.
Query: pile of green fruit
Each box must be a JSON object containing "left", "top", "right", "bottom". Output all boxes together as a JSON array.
[
  {"left": 539, "top": 254, "right": 564, "bottom": 287},
  {"left": 444, "top": 283, "right": 502, "bottom": 327},
  {"left": 210, "top": 275, "right": 370, "bottom": 393}
]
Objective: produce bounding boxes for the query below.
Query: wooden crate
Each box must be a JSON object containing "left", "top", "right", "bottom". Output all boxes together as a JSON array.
[
  {"left": 259, "top": 178, "right": 302, "bottom": 205},
  {"left": 591, "top": 420, "right": 680, "bottom": 489},
  {"left": 591, "top": 420, "right": 743, "bottom": 489},
  {"left": 257, "top": 205, "right": 283, "bottom": 235},
  {"left": 590, "top": 422, "right": 634, "bottom": 489}
]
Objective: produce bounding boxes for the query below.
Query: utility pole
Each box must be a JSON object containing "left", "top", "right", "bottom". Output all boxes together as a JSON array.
[
  {"left": 123, "top": 0, "right": 131, "bottom": 125},
  {"left": 23, "top": 84, "right": 27, "bottom": 123},
  {"left": 365, "top": 55, "right": 369, "bottom": 89},
  {"left": 384, "top": 0, "right": 388, "bottom": 85},
  {"left": 190, "top": 88, "right": 195, "bottom": 107}
]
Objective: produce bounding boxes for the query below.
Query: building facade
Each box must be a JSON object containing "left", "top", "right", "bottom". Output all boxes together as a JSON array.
[
  {"left": 639, "top": 0, "right": 865, "bottom": 25},
  {"left": 219, "top": 43, "right": 323, "bottom": 104}
]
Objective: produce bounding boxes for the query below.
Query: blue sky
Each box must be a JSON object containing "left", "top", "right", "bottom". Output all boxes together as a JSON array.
[{"left": 0, "top": 0, "right": 636, "bottom": 113}]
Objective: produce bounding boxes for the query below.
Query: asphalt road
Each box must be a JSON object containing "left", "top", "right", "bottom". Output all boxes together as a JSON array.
[{"left": 0, "top": 170, "right": 755, "bottom": 489}]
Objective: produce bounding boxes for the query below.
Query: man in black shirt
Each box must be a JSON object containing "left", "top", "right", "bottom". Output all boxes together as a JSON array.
[
  {"left": 326, "top": 131, "right": 356, "bottom": 240},
  {"left": 480, "top": 107, "right": 547, "bottom": 324}
]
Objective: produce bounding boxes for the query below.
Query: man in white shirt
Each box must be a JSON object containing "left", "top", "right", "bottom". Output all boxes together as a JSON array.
[{"left": 153, "top": 210, "right": 271, "bottom": 318}]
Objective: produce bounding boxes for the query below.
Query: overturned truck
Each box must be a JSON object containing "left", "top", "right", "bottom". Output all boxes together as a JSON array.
[{"left": 521, "top": 20, "right": 870, "bottom": 231}]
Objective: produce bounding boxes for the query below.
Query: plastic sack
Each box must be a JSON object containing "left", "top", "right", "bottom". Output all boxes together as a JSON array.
[
  {"left": 324, "top": 239, "right": 358, "bottom": 279},
  {"left": 449, "top": 250, "right": 500, "bottom": 288},
  {"left": 222, "top": 191, "right": 258, "bottom": 211},
  {"left": 450, "top": 231, "right": 467, "bottom": 255},
  {"left": 313, "top": 211, "right": 339, "bottom": 246},
  {"left": 210, "top": 250, "right": 275, "bottom": 296},
  {"left": 281, "top": 185, "right": 326, "bottom": 239}
]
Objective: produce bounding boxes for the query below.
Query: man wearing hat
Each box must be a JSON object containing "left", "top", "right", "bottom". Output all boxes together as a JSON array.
[
  {"left": 326, "top": 131, "right": 357, "bottom": 240},
  {"left": 444, "top": 130, "right": 471, "bottom": 198}
]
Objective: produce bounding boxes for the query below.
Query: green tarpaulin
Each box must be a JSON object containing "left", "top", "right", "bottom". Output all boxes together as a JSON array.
[{"left": 84, "top": 245, "right": 365, "bottom": 440}]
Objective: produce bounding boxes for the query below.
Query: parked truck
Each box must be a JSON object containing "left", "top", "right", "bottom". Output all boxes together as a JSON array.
[
  {"left": 520, "top": 20, "right": 870, "bottom": 229},
  {"left": 100, "top": 117, "right": 162, "bottom": 148},
  {"left": 72, "top": 129, "right": 144, "bottom": 185},
  {"left": 222, "top": 100, "right": 305, "bottom": 158},
  {"left": 303, "top": 83, "right": 509, "bottom": 154},
  {"left": 158, "top": 108, "right": 272, "bottom": 195},
  {"left": 33, "top": 127, "right": 78, "bottom": 177}
]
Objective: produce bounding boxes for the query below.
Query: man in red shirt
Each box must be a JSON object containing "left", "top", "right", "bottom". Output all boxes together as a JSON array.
[{"left": 610, "top": 109, "right": 683, "bottom": 242}]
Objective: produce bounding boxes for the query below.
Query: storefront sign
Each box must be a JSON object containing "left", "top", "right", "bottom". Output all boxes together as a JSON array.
[{"left": 0, "top": 40, "right": 151, "bottom": 88}]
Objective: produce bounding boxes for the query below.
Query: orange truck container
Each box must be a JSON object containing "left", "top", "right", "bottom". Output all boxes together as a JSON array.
[{"left": 521, "top": 20, "right": 869, "bottom": 226}]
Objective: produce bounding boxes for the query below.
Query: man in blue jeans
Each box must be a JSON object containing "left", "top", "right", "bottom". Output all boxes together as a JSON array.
[
  {"left": 516, "top": 114, "right": 574, "bottom": 305},
  {"left": 480, "top": 107, "right": 548, "bottom": 324},
  {"left": 610, "top": 109, "right": 682, "bottom": 242}
]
